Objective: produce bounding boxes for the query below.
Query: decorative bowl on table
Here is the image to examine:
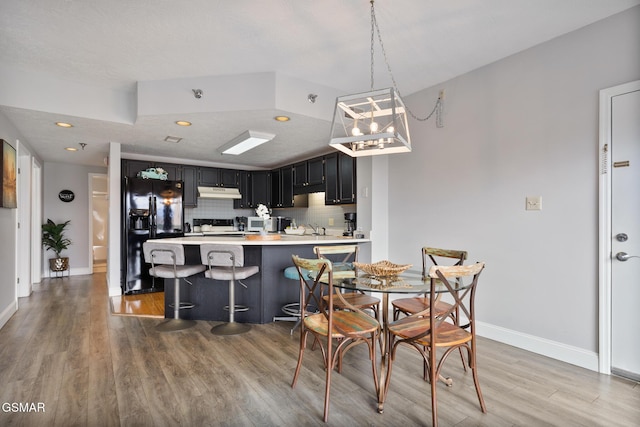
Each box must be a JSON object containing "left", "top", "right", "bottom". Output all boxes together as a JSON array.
[{"left": 353, "top": 260, "right": 412, "bottom": 277}]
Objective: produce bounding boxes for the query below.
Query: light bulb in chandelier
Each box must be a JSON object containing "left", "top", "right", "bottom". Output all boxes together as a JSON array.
[
  {"left": 352, "top": 126, "right": 362, "bottom": 136},
  {"left": 369, "top": 121, "right": 379, "bottom": 133}
]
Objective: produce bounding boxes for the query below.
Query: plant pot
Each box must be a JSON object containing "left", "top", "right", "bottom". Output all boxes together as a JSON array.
[{"left": 49, "top": 257, "right": 69, "bottom": 272}]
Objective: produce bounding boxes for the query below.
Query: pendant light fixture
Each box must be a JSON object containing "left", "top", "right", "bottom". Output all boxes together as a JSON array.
[{"left": 329, "top": 0, "right": 442, "bottom": 157}]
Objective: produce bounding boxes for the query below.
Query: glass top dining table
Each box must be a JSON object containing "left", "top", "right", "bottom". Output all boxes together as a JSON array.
[
  {"left": 332, "top": 269, "right": 473, "bottom": 413},
  {"left": 334, "top": 269, "right": 473, "bottom": 295}
]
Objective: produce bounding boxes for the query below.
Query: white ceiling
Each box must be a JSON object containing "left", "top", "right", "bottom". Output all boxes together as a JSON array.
[{"left": 1, "top": 0, "right": 638, "bottom": 169}]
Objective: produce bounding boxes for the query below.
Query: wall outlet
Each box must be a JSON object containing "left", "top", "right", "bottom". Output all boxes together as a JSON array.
[
  {"left": 328, "top": 218, "right": 334, "bottom": 226},
  {"left": 526, "top": 196, "right": 542, "bottom": 211}
]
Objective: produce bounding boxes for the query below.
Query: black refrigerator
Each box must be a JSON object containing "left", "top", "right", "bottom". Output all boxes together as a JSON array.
[{"left": 122, "top": 177, "right": 184, "bottom": 294}]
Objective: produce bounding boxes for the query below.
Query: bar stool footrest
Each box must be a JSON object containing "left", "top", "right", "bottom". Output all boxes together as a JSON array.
[
  {"left": 223, "top": 304, "right": 249, "bottom": 313},
  {"left": 168, "top": 302, "right": 195, "bottom": 310}
]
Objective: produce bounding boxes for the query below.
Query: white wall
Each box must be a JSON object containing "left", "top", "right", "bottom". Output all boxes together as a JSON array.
[
  {"left": 0, "top": 112, "right": 41, "bottom": 328},
  {"left": 383, "top": 6, "right": 640, "bottom": 369},
  {"left": 43, "top": 162, "right": 107, "bottom": 276}
]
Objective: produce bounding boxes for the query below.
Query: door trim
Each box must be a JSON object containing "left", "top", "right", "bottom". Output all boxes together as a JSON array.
[{"left": 598, "top": 80, "right": 640, "bottom": 375}]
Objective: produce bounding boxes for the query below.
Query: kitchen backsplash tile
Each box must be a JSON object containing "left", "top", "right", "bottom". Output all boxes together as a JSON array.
[{"left": 185, "top": 192, "right": 355, "bottom": 231}]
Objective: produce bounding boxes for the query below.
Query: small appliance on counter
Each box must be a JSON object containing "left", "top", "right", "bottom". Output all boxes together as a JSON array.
[
  {"left": 235, "top": 216, "right": 247, "bottom": 232},
  {"left": 247, "top": 216, "right": 266, "bottom": 232},
  {"left": 267, "top": 216, "right": 292, "bottom": 233},
  {"left": 192, "top": 218, "right": 251, "bottom": 235},
  {"left": 247, "top": 216, "right": 292, "bottom": 232},
  {"left": 343, "top": 212, "right": 356, "bottom": 236}
]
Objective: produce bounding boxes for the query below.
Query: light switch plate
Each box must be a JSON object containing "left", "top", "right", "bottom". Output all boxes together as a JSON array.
[{"left": 526, "top": 196, "right": 542, "bottom": 211}]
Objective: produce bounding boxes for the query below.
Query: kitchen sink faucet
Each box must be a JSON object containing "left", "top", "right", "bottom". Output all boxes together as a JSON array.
[{"left": 307, "top": 224, "right": 326, "bottom": 236}]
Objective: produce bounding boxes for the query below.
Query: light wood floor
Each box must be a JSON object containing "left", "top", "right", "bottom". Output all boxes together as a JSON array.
[
  {"left": 110, "top": 292, "right": 164, "bottom": 318},
  {"left": 1, "top": 274, "right": 638, "bottom": 426}
]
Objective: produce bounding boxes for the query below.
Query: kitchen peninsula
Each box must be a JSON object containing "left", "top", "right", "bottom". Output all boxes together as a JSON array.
[{"left": 152, "top": 234, "right": 371, "bottom": 323}]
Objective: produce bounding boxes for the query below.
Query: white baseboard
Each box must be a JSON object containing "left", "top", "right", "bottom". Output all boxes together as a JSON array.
[
  {"left": 476, "top": 321, "right": 599, "bottom": 372},
  {"left": 0, "top": 300, "right": 18, "bottom": 330}
]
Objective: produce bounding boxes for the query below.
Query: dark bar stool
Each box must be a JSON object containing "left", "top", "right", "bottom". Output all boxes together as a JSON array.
[
  {"left": 200, "top": 244, "right": 259, "bottom": 335},
  {"left": 143, "top": 241, "right": 206, "bottom": 332}
]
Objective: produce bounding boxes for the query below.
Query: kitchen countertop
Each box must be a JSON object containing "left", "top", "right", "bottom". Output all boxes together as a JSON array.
[{"left": 155, "top": 234, "right": 370, "bottom": 245}]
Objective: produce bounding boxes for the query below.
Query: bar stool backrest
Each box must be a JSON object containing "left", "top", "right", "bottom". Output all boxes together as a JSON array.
[
  {"left": 143, "top": 242, "right": 185, "bottom": 267},
  {"left": 200, "top": 245, "right": 244, "bottom": 268}
]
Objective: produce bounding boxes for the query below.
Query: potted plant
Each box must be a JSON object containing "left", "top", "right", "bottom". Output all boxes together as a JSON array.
[{"left": 42, "top": 219, "right": 72, "bottom": 272}]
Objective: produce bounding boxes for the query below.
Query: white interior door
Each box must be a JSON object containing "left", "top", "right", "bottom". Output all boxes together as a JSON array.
[
  {"left": 17, "top": 142, "right": 32, "bottom": 297},
  {"left": 610, "top": 87, "right": 640, "bottom": 381}
]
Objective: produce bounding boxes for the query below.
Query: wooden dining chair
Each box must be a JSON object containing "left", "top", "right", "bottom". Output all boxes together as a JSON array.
[
  {"left": 392, "top": 247, "right": 467, "bottom": 321},
  {"left": 290, "top": 255, "right": 380, "bottom": 423},
  {"left": 383, "top": 262, "right": 486, "bottom": 427},
  {"left": 314, "top": 245, "right": 380, "bottom": 318}
]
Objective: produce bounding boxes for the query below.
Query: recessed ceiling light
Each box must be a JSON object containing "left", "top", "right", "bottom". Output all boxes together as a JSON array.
[
  {"left": 274, "top": 116, "right": 290, "bottom": 122},
  {"left": 175, "top": 121, "right": 192, "bottom": 126},
  {"left": 65, "top": 147, "right": 78, "bottom": 151},
  {"left": 56, "top": 122, "right": 73, "bottom": 128}
]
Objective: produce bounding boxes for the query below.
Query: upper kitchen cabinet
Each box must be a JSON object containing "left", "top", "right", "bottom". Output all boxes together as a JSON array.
[
  {"left": 324, "top": 152, "right": 356, "bottom": 205},
  {"left": 293, "top": 156, "right": 324, "bottom": 194},
  {"left": 271, "top": 166, "right": 294, "bottom": 208},
  {"left": 251, "top": 171, "right": 271, "bottom": 207},
  {"left": 121, "top": 160, "right": 181, "bottom": 181},
  {"left": 198, "top": 167, "right": 239, "bottom": 188},
  {"left": 198, "top": 167, "right": 220, "bottom": 186},
  {"left": 233, "top": 171, "right": 252, "bottom": 209},
  {"left": 220, "top": 169, "right": 239, "bottom": 187},
  {"left": 153, "top": 163, "right": 181, "bottom": 180},
  {"left": 181, "top": 165, "right": 198, "bottom": 208},
  {"left": 122, "top": 160, "right": 151, "bottom": 178}
]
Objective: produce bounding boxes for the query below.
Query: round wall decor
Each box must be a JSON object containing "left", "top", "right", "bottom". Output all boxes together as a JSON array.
[{"left": 58, "top": 189, "right": 75, "bottom": 203}]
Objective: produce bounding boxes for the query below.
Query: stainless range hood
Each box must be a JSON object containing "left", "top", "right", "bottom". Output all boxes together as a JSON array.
[{"left": 197, "top": 186, "right": 242, "bottom": 200}]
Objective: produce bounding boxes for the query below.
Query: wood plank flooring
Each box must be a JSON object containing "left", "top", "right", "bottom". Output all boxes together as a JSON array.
[
  {"left": 1, "top": 274, "right": 638, "bottom": 426},
  {"left": 110, "top": 292, "right": 164, "bottom": 318}
]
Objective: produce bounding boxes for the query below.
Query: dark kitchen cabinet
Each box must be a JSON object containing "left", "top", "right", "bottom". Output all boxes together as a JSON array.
[
  {"left": 293, "top": 156, "right": 324, "bottom": 193},
  {"left": 181, "top": 165, "right": 198, "bottom": 208},
  {"left": 198, "top": 167, "right": 220, "bottom": 187},
  {"left": 220, "top": 169, "right": 239, "bottom": 187},
  {"left": 251, "top": 171, "right": 271, "bottom": 207},
  {"left": 271, "top": 166, "right": 294, "bottom": 208},
  {"left": 308, "top": 157, "right": 324, "bottom": 185},
  {"left": 234, "top": 171, "right": 252, "bottom": 209},
  {"left": 154, "top": 163, "right": 181, "bottom": 180},
  {"left": 122, "top": 160, "right": 151, "bottom": 178},
  {"left": 122, "top": 160, "right": 181, "bottom": 181},
  {"left": 325, "top": 152, "right": 356, "bottom": 205},
  {"left": 198, "top": 167, "right": 239, "bottom": 187}
]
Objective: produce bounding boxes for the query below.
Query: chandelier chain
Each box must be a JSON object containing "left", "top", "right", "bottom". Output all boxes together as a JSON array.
[
  {"left": 369, "top": 0, "right": 441, "bottom": 122},
  {"left": 370, "top": 1, "right": 376, "bottom": 92}
]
